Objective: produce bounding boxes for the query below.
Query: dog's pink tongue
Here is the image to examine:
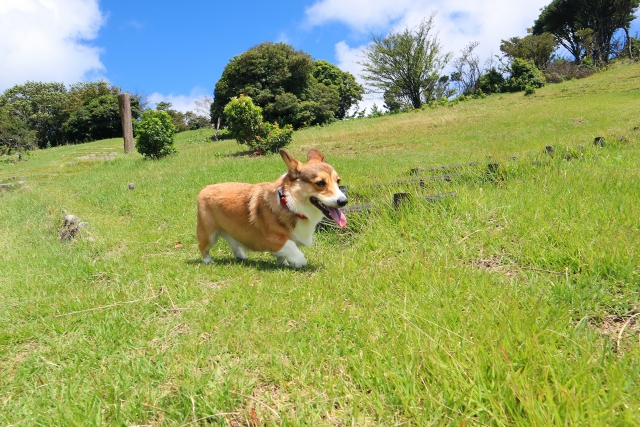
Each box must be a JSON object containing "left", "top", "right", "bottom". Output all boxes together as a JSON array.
[{"left": 328, "top": 207, "right": 347, "bottom": 228}]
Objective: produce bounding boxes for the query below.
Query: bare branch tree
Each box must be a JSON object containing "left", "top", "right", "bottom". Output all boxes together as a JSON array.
[{"left": 359, "top": 14, "right": 452, "bottom": 109}]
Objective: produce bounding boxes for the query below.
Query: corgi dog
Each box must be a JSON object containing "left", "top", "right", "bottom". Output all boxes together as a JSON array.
[{"left": 196, "top": 148, "right": 347, "bottom": 268}]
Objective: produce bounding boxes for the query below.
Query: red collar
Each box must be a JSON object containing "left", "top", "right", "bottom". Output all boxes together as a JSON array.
[{"left": 278, "top": 188, "right": 307, "bottom": 219}]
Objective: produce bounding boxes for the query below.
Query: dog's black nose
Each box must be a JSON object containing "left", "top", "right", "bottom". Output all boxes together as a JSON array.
[{"left": 337, "top": 197, "right": 348, "bottom": 207}]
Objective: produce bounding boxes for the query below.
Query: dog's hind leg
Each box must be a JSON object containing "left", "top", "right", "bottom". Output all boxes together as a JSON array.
[
  {"left": 197, "top": 215, "right": 218, "bottom": 264},
  {"left": 220, "top": 231, "right": 248, "bottom": 261},
  {"left": 199, "top": 231, "right": 218, "bottom": 264}
]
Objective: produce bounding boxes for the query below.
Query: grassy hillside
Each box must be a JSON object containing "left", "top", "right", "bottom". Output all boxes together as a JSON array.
[{"left": 1, "top": 62, "right": 639, "bottom": 426}]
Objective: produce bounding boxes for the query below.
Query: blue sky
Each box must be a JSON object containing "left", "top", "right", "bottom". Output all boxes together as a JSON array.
[{"left": 1, "top": 0, "right": 639, "bottom": 113}]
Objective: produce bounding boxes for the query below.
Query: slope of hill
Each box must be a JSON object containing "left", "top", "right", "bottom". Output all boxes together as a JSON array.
[{"left": 1, "top": 62, "right": 639, "bottom": 426}]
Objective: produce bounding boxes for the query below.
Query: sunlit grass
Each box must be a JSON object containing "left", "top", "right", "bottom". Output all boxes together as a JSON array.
[{"left": 1, "top": 62, "right": 639, "bottom": 426}]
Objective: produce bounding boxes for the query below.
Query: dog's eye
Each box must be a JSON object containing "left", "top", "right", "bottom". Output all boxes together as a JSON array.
[
  {"left": 337, "top": 178, "right": 341, "bottom": 184},
  {"left": 316, "top": 180, "right": 326, "bottom": 187}
]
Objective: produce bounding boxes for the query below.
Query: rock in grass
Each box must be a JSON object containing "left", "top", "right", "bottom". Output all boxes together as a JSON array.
[{"left": 59, "top": 214, "right": 89, "bottom": 241}]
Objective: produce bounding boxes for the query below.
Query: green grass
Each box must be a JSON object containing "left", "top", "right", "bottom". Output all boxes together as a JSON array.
[{"left": 1, "top": 62, "right": 639, "bottom": 426}]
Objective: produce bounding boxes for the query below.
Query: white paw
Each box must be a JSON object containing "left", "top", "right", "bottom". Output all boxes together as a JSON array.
[
  {"left": 273, "top": 240, "right": 306, "bottom": 269},
  {"left": 203, "top": 255, "right": 212, "bottom": 264},
  {"left": 287, "top": 252, "right": 307, "bottom": 269},
  {"left": 233, "top": 249, "right": 247, "bottom": 261}
]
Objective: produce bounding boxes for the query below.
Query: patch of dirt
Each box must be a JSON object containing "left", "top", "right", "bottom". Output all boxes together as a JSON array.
[
  {"left": 76, "top": 152, "right": 118, "bottom": 162},
  {"left": 470, "top": 255, "right": 517, "bottom": 277},
  {"left": 228, "top": 384, "right": 292, "bottom": 426},
  {"left": 3, "top": 342, "right": 38, "bottom": 383},
  {"left": 591, "top": 312, "right": 640, "bottom": 353}
]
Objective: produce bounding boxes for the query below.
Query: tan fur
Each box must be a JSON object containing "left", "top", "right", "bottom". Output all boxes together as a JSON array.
[{"left": 197, "top": 148, "right": 346, "bottom": 266}]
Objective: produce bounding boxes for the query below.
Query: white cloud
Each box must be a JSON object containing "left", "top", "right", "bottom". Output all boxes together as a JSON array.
[
  {"left": 147, "top": 87, "right": 211, "bottom": 114},
  {"left": 0, "top": 0, "right": 105, "bottom": 92},
  {"left": 305, "top": 0, "right": 419, "bottom": 32}
]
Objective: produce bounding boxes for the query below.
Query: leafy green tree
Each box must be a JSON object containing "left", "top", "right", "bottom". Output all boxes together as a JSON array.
[
  {"left": 212, "top": 42, "right": 324, "bottom": 128},
  {"left": 0, "top": 81, "right": 69, "bottom": 148},
  {"left": 533, "top": 0, "right": 639, "bottom": 64},
  {"left": 500, "top": 32, "right": 557, "bottom": 70},
  {"left": 359, "top": 14, "right": 452, "bottom": 109},
  {"left": 312, "top": 60, "right": 364, "bottom": 119},
  {"left": 0, "top": 103, "right": 36, "bottom": 153},
  {"left": 66, "top": 81, "right": 115, "bottom": 113},
  {"left": 135, "top": 110, "right": 177, "bottom": 159},
  {"left": 156, "top": 102, "right": 190, "bottom": 132},
  {"left": 65, "top": 95, "right": 121, "bottom": 143},
  {"left": 63, "top": 81, "right": 142, "bottom": 143},
  {"left": 383, "top": 85, "right": 405, "bottom": 112}
]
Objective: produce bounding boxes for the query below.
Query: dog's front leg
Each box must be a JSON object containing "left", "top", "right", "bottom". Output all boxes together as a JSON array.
[{"left": 272, "top": 240, "right": 306, "bottom": 268}]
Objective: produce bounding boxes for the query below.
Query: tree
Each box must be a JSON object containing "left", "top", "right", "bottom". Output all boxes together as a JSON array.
[
  {"left": 65, "top": 94, "right": 140, "bottom": 143},
  {"left": 64, "top": 81, "right": 141, "bottom": 143},
  {"left": 0, "top": 81, "right": 69, "bottom": 148},
  {"left": 359, "top": 15, "right": 452, "bottom": 109},
  {"left": 499, "top": 32, "right": 557, "bottom": 70},
  {"left": 0, "top": 102, "right": 36, "bottom": 153},
  {"left": 312, "top": 60, "right": 364, "bottom": 119},
  {"left": 156, "top": 102, "right": 189, "bottom": 132},
  {"left": 533, "top": 0, "right": 639, "bottom": 64},
  {"left": 451, "top": 42, "right": 484, "bottom": 95},
  {"left": 212, "top": 42, "right": 333, "bottom": 128},
  {"left": 193, "top": 95, "right": 213, "bottom": 126}
]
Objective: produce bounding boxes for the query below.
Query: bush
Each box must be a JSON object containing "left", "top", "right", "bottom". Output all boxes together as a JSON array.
[
  {"left": 134, "top": 110, "right": 177, "bottom": 159},
  {"left": 254, "top": 122, "right": 294, "bottom": 154},
  {"left": 524, "top": 85, "right": 536, "bottom": 96},
  {"left": 504, "top": 58, "right": 546, "bottom": 92},
  {"left": 224, "top": 95, "right": 293, "bottom": 154},
  {"left": 478, "top": 69, "right": 505, "bottom": 94}
]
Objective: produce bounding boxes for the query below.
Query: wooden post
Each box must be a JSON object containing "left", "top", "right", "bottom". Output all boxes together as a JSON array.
[
  {"left": 118, "top": 92, "right": 135, "bottom": 154},
  {"left": 213, "top": 116, "right": 221, "bottom": 141}
]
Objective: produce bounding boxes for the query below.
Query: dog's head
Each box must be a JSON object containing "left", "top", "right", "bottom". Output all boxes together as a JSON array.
[{"left": 280, "top": 148, "right": 347, "bottom": 227}]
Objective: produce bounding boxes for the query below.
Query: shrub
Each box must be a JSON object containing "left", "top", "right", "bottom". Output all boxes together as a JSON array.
[
  {"left": 224, "top": 95, "right": 293, "bottom": 154},
  {"left": 134, "top": 110, "right": 177, "bottom": 159},
  {"left": 524, "top": 85, "right": 536, "bottom": 96},
  {"left": 223, "top": 95, "right": 263, "bottom": 145},
  {"left": 504, "top": 58, "right": 546, "bottom": 92},
  {"left": 254, "top": 122, "right": 294, "bottom": 154},
  {"left": 478, "top": 69, "right": 505, "bottom": 94}
]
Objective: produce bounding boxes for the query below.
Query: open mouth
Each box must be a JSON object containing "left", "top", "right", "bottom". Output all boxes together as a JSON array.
[{"left": 310, "top": 197, "right": 347, "bottom": 228}]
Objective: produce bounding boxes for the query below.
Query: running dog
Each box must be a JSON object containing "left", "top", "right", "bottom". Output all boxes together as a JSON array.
[{"left": 196, "top": 148, "right": 347, "bottom": 268}]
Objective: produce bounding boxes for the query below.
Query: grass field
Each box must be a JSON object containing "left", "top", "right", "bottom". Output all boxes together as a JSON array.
[{"left": 1, "top": 62, "right": 639, "bottom": 426}]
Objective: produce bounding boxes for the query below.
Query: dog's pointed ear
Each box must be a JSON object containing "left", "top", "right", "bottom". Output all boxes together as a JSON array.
[
  {"left": 280, "top": 149, "right": 301, "bottom": 179},
  {"left": 307, "top": 148, "right": 325, "bottom": 163}
]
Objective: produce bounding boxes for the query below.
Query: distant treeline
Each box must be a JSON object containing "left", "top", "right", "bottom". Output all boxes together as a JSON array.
[{"left": 0, "top": 81, "right": 210, "bottom": 153}]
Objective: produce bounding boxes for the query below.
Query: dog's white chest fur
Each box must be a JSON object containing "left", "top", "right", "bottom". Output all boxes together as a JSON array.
[{"left": 290, "top": 212, "right": 323, "bottom": 247}]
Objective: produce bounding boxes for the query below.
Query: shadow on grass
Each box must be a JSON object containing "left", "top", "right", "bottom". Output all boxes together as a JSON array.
[{"left": 185, "top": 257, "right": 320, "bottom": 272}]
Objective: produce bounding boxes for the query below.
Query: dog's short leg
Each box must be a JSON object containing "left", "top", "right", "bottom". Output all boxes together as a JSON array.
[
  {"left": 275, "top": 256, "right": 289, "bottom": 266},
  {"left": 273, "top": 240, "right": 306, "bottom": 268},
  {"left": 201, "top": 231, "right": 218, "bottom": 264},
  {"left": 223, "top": 234, "right": 248, "bottom": 261}
]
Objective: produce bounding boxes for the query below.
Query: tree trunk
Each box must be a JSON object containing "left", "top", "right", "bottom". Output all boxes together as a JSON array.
[{"left": 624, "top": 27, "right": 633, "bottom": 59}]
